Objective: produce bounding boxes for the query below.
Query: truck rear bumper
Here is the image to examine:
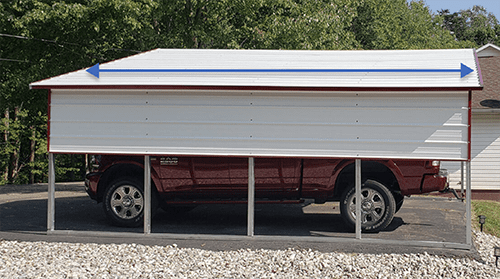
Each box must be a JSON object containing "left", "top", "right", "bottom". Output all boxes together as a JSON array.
[{"left": 421, "top": 169, "right": 449, "bottom": 193}]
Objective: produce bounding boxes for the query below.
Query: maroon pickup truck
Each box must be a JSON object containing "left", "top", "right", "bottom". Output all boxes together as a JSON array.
[{"left": 85, "top": 156, "right": 448, "bottom": 232}]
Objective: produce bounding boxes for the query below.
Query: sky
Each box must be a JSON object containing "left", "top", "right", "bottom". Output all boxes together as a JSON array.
[{"left": 419, "top": 0, "right": 500, "bottom": 18}]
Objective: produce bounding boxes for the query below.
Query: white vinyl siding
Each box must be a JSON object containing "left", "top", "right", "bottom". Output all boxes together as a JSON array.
[
  {"left": 443, "top": 113, "right": 500, "bottom": 190},
  {"left": 49, "top": 89, "right": 469, "bottom": 160}
]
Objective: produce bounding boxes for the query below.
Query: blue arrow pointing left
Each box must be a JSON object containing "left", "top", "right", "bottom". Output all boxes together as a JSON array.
[
  {"left": 86, "top": 63, "right": 474, "bottom": 79},
  {"left": 87, "top": 63, "right": 101, "bottom": 78}
]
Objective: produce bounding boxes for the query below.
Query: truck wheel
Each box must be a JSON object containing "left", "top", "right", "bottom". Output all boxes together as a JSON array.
[
  {"left": 394, "top": 194, "right": 404, "bottom": 213},
  {"left": 103, "top": 177, "right": 157, "bottom": 227},
  {"left": 340, "top": 179, "right": 396, "bottom": 232}
]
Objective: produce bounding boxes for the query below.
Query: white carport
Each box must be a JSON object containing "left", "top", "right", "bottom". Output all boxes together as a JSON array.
[{"left": 30, "top": 48, "right": 482, "bottom": 249}]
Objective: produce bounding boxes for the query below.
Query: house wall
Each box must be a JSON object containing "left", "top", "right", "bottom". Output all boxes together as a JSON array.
[
  {"left": 49, "top": 89, "right": 469, "bottom": 160},
  {"left": 444, "top": 113, "right": 500, "bottom": 190}
]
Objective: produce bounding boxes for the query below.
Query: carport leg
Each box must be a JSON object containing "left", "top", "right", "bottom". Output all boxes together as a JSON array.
[
  {"left": 355, "top": 159, "right": 362, "bottom": 239},
  {"left": 247, "top": 157, "right": 255, "bottom": 237},
  {"left": 144, "top": 155, "right": 151, "bottom": 234},
  {"left": 466, "top": 161, "right": 471, "bottom": 246},
  {"left": 461, "top": 161, "right": 464, "bottom": 197},
  {"left": 47, "top": 153, "right": 55, "bottom": 232}
]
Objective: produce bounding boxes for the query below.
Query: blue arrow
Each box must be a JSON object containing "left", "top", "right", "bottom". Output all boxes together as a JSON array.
[
  {"left": 86, "top": 63, "right": 474, "bottom": 79},
  {"left": 460, "top": 63, "right": 474, "bottom": 78}
]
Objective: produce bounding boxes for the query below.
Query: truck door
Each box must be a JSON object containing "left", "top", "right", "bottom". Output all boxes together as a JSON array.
[
  {"left": 154, "top": 156, "right": 231, "bottom": 199},
  {"left": 190, "top": 157, "right": 232, "bottom": 198},
  {"left": 153, "top": 156, "right": 193, "bottom": 199},
  {"left": 229, "top": 158, "right": 301, "bottom": 199}
]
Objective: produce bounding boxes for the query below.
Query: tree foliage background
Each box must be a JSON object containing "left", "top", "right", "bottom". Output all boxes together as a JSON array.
[
  {"left": 0, "top": 0, "right": 497, "bottom": 184},
  {"left": 439, "top": 5, "right": 500, "bottom": 46}
]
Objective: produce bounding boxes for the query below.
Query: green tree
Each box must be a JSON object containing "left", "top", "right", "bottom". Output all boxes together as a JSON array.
[
  {"left": 439, "top": 5, "right": 500, "bottom": 46},
  {"left": 153, "top": 0, "right": 360, "bottom": 50},
  {"left": 353, "top": 0, "right": 474, "bottom": 49}
]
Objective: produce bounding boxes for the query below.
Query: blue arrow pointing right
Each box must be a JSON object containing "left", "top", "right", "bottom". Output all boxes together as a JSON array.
[{"left": 460, "top": 63, "right": 474, "bottom": 78}]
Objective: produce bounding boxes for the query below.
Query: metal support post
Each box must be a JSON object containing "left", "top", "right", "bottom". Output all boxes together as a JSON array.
[
  {"left": 47, "top": 153, "right": 56, "bottom": 232},
  {"left": 144, "top": 155, "right": 151, "bottom": 234},
  {"left": 247, "top": 157, "right": 255, "bottom": 237},
  {"left": 355, "top": 159, "right": 362, "bottom": 239},
  {"left": 461, "top": 161, "right": 465, "bottom": 197},
  {"left": 466, "top": 161, "right": 472, "bottom": 245}
]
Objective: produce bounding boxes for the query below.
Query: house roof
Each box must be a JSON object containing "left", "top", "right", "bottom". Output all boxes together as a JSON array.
[
  {"left": 30, "top": 48, "right": 482, "bottom": 91},
  {"left": 472, "top": 55, "right": 500, "bottom": 109},
  {"left": 477, "top": 43, "right": 500, "bottom": 57}
]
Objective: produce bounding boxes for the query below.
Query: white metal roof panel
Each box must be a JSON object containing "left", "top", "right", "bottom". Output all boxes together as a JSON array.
[{"left": 30, "top": 49, "right": 482, "bottom": 89}]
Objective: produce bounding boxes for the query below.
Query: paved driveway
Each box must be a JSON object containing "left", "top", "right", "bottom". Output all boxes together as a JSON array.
[{"left": 0, "top": 182, "right": 476, "bottom": 258}]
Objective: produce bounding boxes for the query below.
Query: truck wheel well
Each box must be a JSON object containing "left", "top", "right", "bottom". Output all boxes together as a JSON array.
[
  {"left": 96, "top": 164, "right": 148, "bottom": 202},
  {"left": 334, "top": 161, "right": 400, "bottom": 199}
]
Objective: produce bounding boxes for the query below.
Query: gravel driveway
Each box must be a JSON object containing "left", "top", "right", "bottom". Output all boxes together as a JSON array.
[{"left": 0, "top": 231, "right": 499, "bottom": 278}]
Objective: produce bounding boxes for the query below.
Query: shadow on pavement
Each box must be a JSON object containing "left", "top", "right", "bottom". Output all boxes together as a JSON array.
[
  {"left": 0, "top": 194, "right": 467, "bottom": 244},
  {"left": 0, "top": 197, "right": 359, "bottom": 236}
]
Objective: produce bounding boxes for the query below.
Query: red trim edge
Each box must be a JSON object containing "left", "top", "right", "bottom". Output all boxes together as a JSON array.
[
  {"left": 468, "top": 90, "right": 472, "bottom": 161},
  {"left": 47, "top": 89, "right": 51, "bottom": 153},
  {"left": 30, "top": 85, "right": 483, "bottom": 92}
]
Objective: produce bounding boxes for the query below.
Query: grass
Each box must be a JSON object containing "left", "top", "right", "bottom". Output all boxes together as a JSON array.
[{"left": 472, "top": 200, "right": 500, "bottom": 237}]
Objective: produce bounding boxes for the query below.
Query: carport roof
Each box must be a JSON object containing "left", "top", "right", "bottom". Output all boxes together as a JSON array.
[{"left": 30, "top": 48, "right": 483, "bottom": 91}]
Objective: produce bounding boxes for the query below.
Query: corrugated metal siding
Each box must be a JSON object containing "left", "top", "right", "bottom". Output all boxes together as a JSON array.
[
  {"left": 31, "top": 49, "right": 481, "bottom": 89},
  {"left": 444, "top": 113, "right": 500, "bottom": 190},
  {"left": 50, "top": 89, "right": 469, "bottom": 159}
]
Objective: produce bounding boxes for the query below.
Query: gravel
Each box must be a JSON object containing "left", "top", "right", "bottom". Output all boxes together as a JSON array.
[{"left": 0, "top": 230, "right": 499, "bottom": 278}]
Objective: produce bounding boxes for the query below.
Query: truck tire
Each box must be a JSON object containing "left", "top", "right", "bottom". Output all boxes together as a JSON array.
[
  {"left": 340, "top": 179, "right": 396, "bottom": 232},
  {"left": 103, "top": 177, "right": 157, "bottom": 227},
  {"left": 394, "top": 193, "right": 404, "bottom": 213}
]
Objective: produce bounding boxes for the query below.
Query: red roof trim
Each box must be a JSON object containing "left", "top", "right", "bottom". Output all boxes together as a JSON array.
[
  {"left": 468, "top": 90, "right": 472, "bottom": 161},
  {"left": 30, "top": 84, "right": 483, "bottom": 92},
  {"left": 47, "top": 89, "right": 51, "bottom": 153},
  {"left": 45, "top": 151, "right": 469, "bottom": 161}
]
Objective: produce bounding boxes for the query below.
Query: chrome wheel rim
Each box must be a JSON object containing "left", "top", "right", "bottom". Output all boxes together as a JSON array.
[
  {"left": 110, "top": 185, "right": 144, "bottom": 219},
  {"left": 348, "top": 188, "right": 386, "bottom": 226}
]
